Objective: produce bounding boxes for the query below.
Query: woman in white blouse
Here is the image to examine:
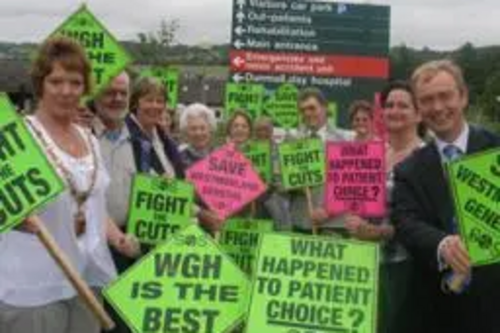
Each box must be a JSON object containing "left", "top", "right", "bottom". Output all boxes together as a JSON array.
[{"left": 0, "top": 37, "right": 122, "bottom": 333}]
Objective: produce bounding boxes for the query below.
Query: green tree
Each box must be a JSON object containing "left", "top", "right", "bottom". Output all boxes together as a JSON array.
[
  {"left": 478, "top": 71, "right": 500, "bottom": 122},
  {"left": 136, "top": 18, "right": 180, "bottom": 65},
  {"left": 389, "top": 44, "right": 415, "bottom": 80}
]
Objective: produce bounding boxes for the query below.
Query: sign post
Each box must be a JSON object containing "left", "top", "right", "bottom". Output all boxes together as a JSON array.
[{"left": 229, "top": 0, "right": 390, "bottom": 126}]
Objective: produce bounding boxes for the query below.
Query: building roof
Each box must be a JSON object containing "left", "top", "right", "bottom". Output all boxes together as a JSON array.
[{"left": 0, "top": 60, "right": 228, "bottom": 106}]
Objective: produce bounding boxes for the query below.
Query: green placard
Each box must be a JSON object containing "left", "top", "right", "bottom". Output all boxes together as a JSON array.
[
  {"left": 142, "top": 67, "right": 179, "bottom": 109},
  {"left": 328, "top": 101, "right": 338, "bottom": 129},
  {"left": 225, "top": 83, "right": 265, "bottom": 120},
  {"left": 278, "top": 138, "right": 325, "bottom": 190},
  {"left": 126, "top": 174, "right": 195, "bottom": 245},
  {"left": 246, "top": 233, "right": 379, "bottom": 333},
  {"left": 219, "top": 218, "right": 274, "bottom": 275},
  {"left": 264, "top": 84, "right": 299, "bottom": 129},
  {"left": 447, "top": 148, "right": 500, "bottom": 266},
  {"left": 104, "top": 225, "right": 250, "bottom": 333},
  {"left": 51, "top": 4, "right": 132, "bottom": 97},
  {"left": 0, "top": 93, "right": 65, "bottom": 233},
  {"left": 241, "top": 141, "right": 272, "bottom": 184}
]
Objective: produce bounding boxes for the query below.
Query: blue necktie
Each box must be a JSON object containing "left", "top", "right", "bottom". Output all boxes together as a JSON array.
[
  {"left": 443, "top": 145, "right": 463, "bottom": 234},
  {"left": 104, "top": 129, "right": 121, "bottom": 143},
  {"left": 441, "top": 144, "right": 470, "bottom": 294},
  {"left": 443, "top": 144, "right": 463, "bottom": 163}
]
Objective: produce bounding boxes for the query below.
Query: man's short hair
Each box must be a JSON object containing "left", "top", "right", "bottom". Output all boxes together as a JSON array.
[
  {"left": 298, "top": 87, "right": 328, "bottom": 107},
  {"left": 411, "top": 59, "right": 466, "bottom": 94}
]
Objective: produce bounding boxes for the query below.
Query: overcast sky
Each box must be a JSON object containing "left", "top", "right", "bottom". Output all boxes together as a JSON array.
[{"left": 0, "top": 0, "right": 499, "bottom": 50}]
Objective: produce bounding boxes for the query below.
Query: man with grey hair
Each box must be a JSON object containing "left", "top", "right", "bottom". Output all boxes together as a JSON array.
[{"left": 92, "top": 71, "right": 138, "bottom": 333}]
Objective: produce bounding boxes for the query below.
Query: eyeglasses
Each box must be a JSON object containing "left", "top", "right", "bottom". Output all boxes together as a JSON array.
[{"left": 102, "top": 90, "right": 128, "bottom": 99}]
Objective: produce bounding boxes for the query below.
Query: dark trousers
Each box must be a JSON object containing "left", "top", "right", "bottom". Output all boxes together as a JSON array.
[{"left": 102, "top": 247, "right": 137, "bottom": 333}]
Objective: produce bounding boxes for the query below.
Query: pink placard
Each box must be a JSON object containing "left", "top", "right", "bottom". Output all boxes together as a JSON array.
[
  {"left": 186, "top": 143, "right": 267, "bottom": 220},
  {"left": 325, "top": 141, "right": 386, "bottom": 218}
]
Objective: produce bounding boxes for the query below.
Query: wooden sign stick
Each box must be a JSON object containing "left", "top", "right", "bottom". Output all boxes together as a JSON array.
[
  {"left": 304, "top": 187, "right": 318, "bottom": 235},
  {"left": 31, "top": 216, "right": 115, "bottom": 331}
]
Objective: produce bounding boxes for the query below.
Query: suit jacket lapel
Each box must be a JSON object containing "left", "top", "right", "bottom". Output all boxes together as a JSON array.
[
  {"left": 419, "top": 142, "right": 455, "bottom": 230},
  {"left": 466, "top": 125, "right": 489, "bottom": 154}
]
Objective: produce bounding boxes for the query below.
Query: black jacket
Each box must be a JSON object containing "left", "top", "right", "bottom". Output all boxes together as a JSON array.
[
  {"left": 125, "top": 115, "right": 185, "bottom": 178},
  {"left": 391, "top": 125, "right": 500, "bottom": 333}
]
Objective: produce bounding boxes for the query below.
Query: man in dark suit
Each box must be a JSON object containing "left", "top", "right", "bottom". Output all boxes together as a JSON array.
[{"left": 392, "top": 60, "right": 500, "bottom": 333}]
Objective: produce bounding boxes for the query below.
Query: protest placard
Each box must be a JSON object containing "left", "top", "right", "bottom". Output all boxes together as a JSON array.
[
  {"left": 127, "top": 174, "right": 195, "bottom": 245},
  {"left": 186, "top": 143, "right": 267, "bottom": 220},
  {"left": 241, "top": 141, "right": 272, "bottom": 184},
  {"left": 264, "top": 84, "right": 299, "bottom": 129},
  {"left": 50, "top": 4, "right": 132, "bottom": 97},
  {"left": 104, "top": 225, "right": 250, "bottom": 333},
  {"left": 219, "top": 218, "right": 273, "bottom": 275},
  {"left": 448, "top": 148, "right": 500, "bottom": 266},
  {"left": 278, "top": 139, "right": 325, "bottom": 190},
  {"left": 0, "top": 93, "right": 65, "bottom": 233},
  {"left": 326, "top": 141, "right": 386, "bottom": 217},
  {"left": 327, "top": 101, "right": 338, "bottom": 129},
  {"left": 246, "top": 233, "right": 379, "bottom": 333},
  {"left": 225, "top": 83, "right": 265, "bottom": 120}
]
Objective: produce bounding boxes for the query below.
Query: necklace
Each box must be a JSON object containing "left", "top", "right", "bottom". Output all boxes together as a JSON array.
[
  {"left": 25, "top": 116, "right": 98, "bottom": 237},
  {"left": 387, "top": 138, "right": 423, "bottom": 170}
]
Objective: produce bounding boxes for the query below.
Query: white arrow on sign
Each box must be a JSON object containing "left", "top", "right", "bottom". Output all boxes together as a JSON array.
[
  {"left": 337, "top": 3, "right": 348, "bottom": 14},
  {"left": 234, "top": 26, "right": 246, "bottom": 36},
  {"left": 236, "top": 11, "right": 245, "bottom": 23},
  {"left": 232, "top": 73, "right": 244, "bottom": 83},
  {"left": 236, "top": 0, "right": 245, "bottom": 9},
  {"left": 232, "top": 56, "right": 245, "bottom": 68},
  {"left": 233, "top": 39, "right": 245, "bottom": 49}
]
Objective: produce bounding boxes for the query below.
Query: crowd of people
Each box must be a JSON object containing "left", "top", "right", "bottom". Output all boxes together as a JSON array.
[{"left": 0, "top": 36, "right": 499, "bottom": 333}]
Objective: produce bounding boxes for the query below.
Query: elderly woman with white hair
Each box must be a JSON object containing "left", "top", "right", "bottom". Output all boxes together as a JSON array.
[
  {"left": 179, "top": 103, "right": 223, "bottom": 232},
  {"left": 179, "top": 103, "right": 218, "bottom": 168}
]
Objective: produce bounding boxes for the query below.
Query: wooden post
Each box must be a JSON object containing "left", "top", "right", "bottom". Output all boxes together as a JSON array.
[
  {"left": 250, "top": 202, "right": 257, "bottom": 219},
  {"left": 32, "top": 216, "right": 115, "bottom": 330},
  {"left": 304, "top": 187, "right": 318, "bottom": 235}
]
